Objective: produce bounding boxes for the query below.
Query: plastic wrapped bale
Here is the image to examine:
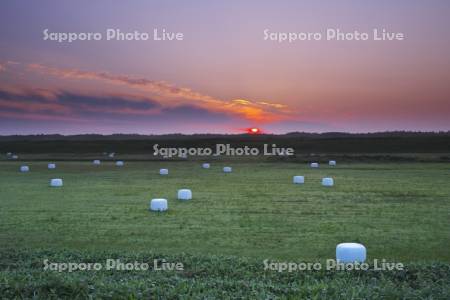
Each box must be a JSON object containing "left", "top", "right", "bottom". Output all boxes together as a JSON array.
[
  {"left": 159, "top": 168, "right": 169, "bottom": 175},
  {"left": 223, "top": 167, "right": 232, "bottom": 173},
  {"left": 20, "top": 166, "right": 29, "bottom": 172},
  {"left": 202, "top": 163, "right": 210, "bottom": 169},
  {"left": 116, "top": 161, "right": 124, "bottom": 167},
  {"left": 50, "top": 178, "right": 63, "bottom": 187},
  {"left": 336, "top": 243, "right": 366, "bottom": 263},
  {"left": 12, "top": 155, "right": 18, "bottom": 160},
  {"left": 177, "top": 189, "right": 192, "bottom": 201},
  {"left": 48, "top": 163, "right": 56, "bottom": 169},
  {"left": 329, "top": 160, "right": 336, "bottom": 166},
  {"left": 6, "top": 152, "right": 12, "bottom": 157},
  {"left": 322, "top": 177, "right": 334, "bottom": 187},
  {"left": 150, "top": 199, "right": 168, "bottom": 212},
  {"left": 293, "top": 176, "right": 305, "bottom": 184},
  {"left": 310, "top": 162, "right": 319, "bottom": 168},
  {"left": 93, "top": 160, "right": 101, "bottom": 165}
]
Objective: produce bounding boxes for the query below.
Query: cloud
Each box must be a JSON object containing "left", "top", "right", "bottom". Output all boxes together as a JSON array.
[
  {"left": 26, "top": 63, "right": 293, "bottom": 122},
  {"left": 0, "top": 61, "right": 21, "bottom": 72},
  {"left": 0, "top": 86, "right": 234, "bottom": 125},
  {"left": 160, "top": 105, "right": 231, "bottom": 122},
  {"left": 58, "top": 92, "right": 161, "bottom": 113},
  {"left": 27, "top": 63, "right": 220, "bottom": 105}
]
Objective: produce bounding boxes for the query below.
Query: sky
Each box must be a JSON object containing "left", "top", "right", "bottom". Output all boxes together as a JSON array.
[{"left": 0, "top": 0, "right": 449, "bottom": 134}]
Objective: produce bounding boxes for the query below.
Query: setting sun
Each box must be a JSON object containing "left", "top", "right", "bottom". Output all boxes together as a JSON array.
[{"left": 247, "top": 127, "right": 261, "bottom": 134}]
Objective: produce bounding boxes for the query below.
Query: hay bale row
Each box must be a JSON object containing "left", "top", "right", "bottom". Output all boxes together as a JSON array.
[
  {"left": 293, "top": 176, "right": 334, "bottom": 186},
  {"left": 150, "top": 188, "right": 193, "bottom": 212},
  {"left": 310, "top": 161, "right": 337, "bottom": 168}
]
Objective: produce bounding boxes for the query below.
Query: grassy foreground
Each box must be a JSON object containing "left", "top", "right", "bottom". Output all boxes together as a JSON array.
[
  {"left": 1, "top": 249, "right": 450, "bottom": 299},
  {"left": 1, "top": 160, "right": 450, "bottom": 298}
]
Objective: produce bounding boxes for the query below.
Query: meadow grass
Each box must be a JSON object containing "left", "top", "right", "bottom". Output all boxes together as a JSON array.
[
  {"left": 1, "top": 249, "right": 450, "bottom": 299},
  {"left": 0, "top": 160, "right": 449, "bottom": 262}
]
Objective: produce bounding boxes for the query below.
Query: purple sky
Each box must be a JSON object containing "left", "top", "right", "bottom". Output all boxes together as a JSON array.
[{"left": 0, "top": 0, "right": 449, "bottom": 134}]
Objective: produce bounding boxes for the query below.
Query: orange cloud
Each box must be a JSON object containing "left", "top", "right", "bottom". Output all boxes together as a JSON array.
[
  {"left": 27, "top": 63, "right": 221, "bottom": 105},
  {"left": 26, "top": 63, "right": 294, "bottom": 123}
]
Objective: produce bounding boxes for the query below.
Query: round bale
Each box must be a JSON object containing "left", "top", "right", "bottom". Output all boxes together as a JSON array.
[
  {"left": 177, "top": 189, "right": 192, "bottom": 200},
  {"left": 336, "top": 243, "right": 366, "bottom": 263},
  {"left": 223, "top": 166, "right": 232, "bottom": 173},
  {"left": 50, "top": 178, "right": 63, "bottom": 187},
  {"left": 293, "top": 176, "right": 305, "bottom": 184},
  {"left": 322, "top": 177, "right": 334, "bottom": 187},
  {"left": 150, "top": 199, "right": 168, "bottom": 211}
]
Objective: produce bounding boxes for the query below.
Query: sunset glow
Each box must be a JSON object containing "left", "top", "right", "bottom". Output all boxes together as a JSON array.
[
  {"left": 0, "top": 1, "right": 449, "bottom": 134},
  {"left": 247, "top": 127, "right": 261, "bottom": 134}
]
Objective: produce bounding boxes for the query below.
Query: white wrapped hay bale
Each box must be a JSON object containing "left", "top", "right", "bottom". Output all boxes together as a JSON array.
[
  {"left": 202, "top": 163, "right": 210, "bottom": 169},
  {"left": 310, "top": 162, "right": 319, "bottom": 168},
  {"left": 329, "top": 160, "right": 336, "bottom": 166},
  {"left": 20, "top": 166, "right": 29, "bottom": 172},
  {"left": 322, "top": 177, "right": 334, "bottom": 186},
  {"left": 12, "top": 155, "right": 18, "bottom": 160},
  {"left": 115, "top": 161, "right": 124, "bottom": 167},
  {"left": 159, "top": 168, "right": 169, "bottom": 175},
  {"left": 6, "top": 152, "right": 12, "bottom": 157},
  {"left": 150, "top": 198, "right": 168, "bottom": 211},
  {"left": 177, "top": 189, "right": 192, "bottom": 200},
  {"left": 293, "top": 176, "right": 305, "bottom": 184},
  {"left": 336, "top": 243, "right": 366, "bottom": 263},
  {"left": 48, "top": 163, "right": 56, "bottom": 169},
  {"left": 50, "top": 178, "right": 63, "bottom": 187},
  {"left": 93, "top": 160, "right": 101, "bottom": 165},
  {"left": 223, "top": 167, "right": 232, "bottom": 173}
]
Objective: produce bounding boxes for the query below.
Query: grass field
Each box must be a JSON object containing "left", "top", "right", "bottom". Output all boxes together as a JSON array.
[
  {"left": 1, "top": 159, "right": 450, "bottom": 298},
  {"left": 1, "top": 160, "right": 449, "bottom": 261}
]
